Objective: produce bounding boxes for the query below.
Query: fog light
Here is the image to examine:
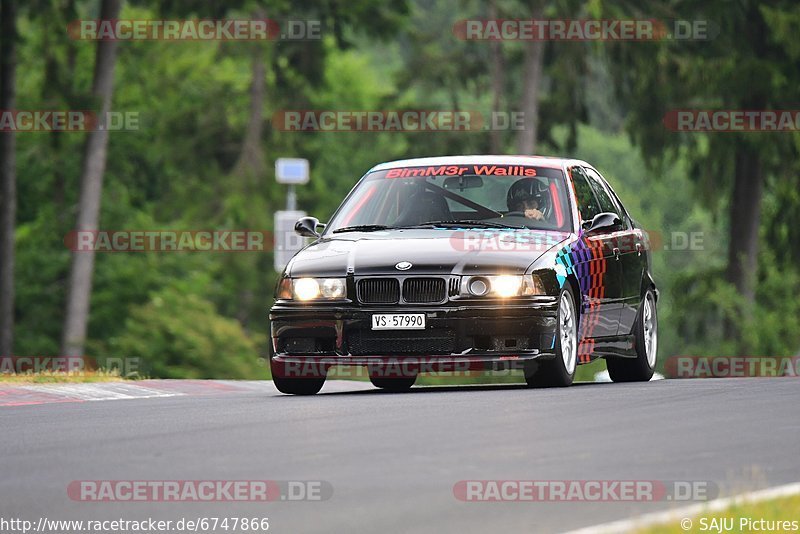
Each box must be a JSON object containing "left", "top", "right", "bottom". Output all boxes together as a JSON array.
[{"left": 468, "top": 278, "right": 489, "bottom": 296}]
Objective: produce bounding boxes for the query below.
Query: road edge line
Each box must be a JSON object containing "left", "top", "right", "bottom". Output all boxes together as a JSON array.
[{"left": 561, "top": 481, "right": 800, "bottom": 534}]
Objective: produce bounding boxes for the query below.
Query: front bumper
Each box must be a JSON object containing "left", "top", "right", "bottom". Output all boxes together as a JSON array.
[{"left": 269, "top": 297, "right": 559, "bottom": 371}]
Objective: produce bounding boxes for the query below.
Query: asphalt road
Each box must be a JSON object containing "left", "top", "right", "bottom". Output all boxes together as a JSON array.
[{"left": 1, "top": 378, "right": 798, "bottom": 534}]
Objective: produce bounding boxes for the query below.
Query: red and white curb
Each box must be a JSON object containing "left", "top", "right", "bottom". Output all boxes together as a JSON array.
[
  {"left": 0, "top": 379, "right": 373, "bottom": 406},
  {"left": 0, "top": 381, "right": 187, "bottom": 406}
]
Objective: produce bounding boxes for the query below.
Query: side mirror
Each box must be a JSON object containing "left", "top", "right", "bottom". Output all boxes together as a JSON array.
[
  {"left": 582, "top": 212, "right": 621, "bottom": 234},
  {"left": 294, "top": 216, "right": 325, "bottom": 238}
]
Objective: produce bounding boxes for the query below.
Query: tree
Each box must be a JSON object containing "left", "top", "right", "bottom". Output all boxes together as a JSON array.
[
  {"left": 605, "top": 0, "right": 800, "bottom": 348},
  {"left": 488, "top": 0, "right": 505, "bottom": 153},
  {"left": 61, "top": 0, "right": 123, "bottom": 357},
  {"left": 0, "top": 0, "right": 18, "bottom": 357},
  {"left": 515, "top": 0, "right": 545, "bottom": 154},
  {"left": 231, "top": 41, "right": 267, "bottom": 181}
]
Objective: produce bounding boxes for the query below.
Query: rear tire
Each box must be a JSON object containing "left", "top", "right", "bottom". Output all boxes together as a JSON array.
[
  {"left": 524, "top": 286, "right": 578, "bottom": 388},
  {"left": 270, "top": 358, "right": 326, "bottom": 395},
  {"left": 607, "top": 289, "right": 657, "bottom": 382}
]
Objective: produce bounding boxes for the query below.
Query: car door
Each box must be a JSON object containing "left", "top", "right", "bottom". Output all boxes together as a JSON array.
[
  {"left": 584, "top": 167, "right": 642, "bottom": 336},
  {"left": 568, "top": 166, "right": 622, "bottom": 339}
]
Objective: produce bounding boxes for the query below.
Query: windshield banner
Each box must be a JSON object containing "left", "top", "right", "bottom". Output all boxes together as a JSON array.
[{"left": 385, "top": 164, "right": 545, "bottom": 178}]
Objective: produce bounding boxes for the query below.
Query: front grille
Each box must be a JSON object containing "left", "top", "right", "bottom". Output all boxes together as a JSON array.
[
  {"left": 358, "top": 278, "right": 400, "bottom": 304},
  {"left": 348, "top": 329, "right": 456, "bottom": 355},
  {"left": 448, "top": 276, "right": 461, "bottom": 297},
  {"left": 403, "top": 277, "right": 446, "bottom": 303}
]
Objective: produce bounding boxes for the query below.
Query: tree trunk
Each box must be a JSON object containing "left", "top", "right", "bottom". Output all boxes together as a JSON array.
[
  {"left": 725, "top": 143, "right": 763, "bottom": 305},
  {"left": 46, "top": 0, "right": 79, "bottom": 221},
  {"left": 488, "top": 0, "right": 505, "bottom": 154},
  {"left": 515, "top": 1, "right": 545, "bottom": 154},
  {"left": 232, "top": 43, "right": 266, "bottom": 182},
  {"left": 62, "top": 0, "right": 123, "bottom": 357},
  {"left": 231, "top": 37, "right": 267, "bottom": 327},
  {"left": 0, "top": 0, "right": 17, "bottom": 357}
]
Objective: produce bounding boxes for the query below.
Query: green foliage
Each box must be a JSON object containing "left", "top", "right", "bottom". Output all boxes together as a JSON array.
[
  {"left": 7, "top": 0, "right": 799, "bottom": 380},
  {"left": 552, "top": 124, "right": 725, "bottom": 364},
  {"left": 108, "top": 286, "right": 267, "bottom": 379},
  {"left": 14, "top": 205, "right": 72, "bottom": 356},
  {"left": 671, "top": 253, "right": 800, "bottom": 358}
]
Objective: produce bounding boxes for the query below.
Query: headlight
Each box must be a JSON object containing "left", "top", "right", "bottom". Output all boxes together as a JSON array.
[
  {"left": 491, "top": 275, "right": 521, "bottom": 297},
  {"left": 467, "top": 277, "right": 490, "bottom": 296},
  {"left": 276, "top": 277, "right": 348, "bottom": 301},
  {"left": 320, "top": 278, "right": 346, "bottom": 298},
  {"left": 463, "top": 274, "right": 545, "bottom": 298},
  {"left": 294, "top": 278, "right": 321, "bottom": 300}
]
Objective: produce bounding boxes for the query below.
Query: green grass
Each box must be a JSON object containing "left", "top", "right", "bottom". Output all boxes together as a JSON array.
[
  {"left": 638, "top": 494, "right": 800, "bottom": 533},
  {"left": 0, "top": 369, "right": 134, "bottom": 384}
]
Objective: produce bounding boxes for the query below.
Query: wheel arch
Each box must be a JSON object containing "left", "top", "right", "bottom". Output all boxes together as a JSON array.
[
  {"left": 564, "top": 274, "right": 582, "bottom": 325},
  {"left": 640, "top": 271, "right": 658, "bottom": 302}
]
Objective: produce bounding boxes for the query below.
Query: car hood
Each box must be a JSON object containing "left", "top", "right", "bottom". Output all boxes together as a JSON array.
[{"left": 285, "top": 228, "right": 571, "bottom": 277}]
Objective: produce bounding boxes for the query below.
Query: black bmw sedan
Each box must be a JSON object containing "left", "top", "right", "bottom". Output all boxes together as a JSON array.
[{"left": 269, "top": 156, "right": 658, "bottom": 394}]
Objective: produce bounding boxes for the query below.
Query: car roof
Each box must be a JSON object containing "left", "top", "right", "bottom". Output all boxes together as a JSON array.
[{"left": 369, "top": 155, "right": 591, "bottom": 172}]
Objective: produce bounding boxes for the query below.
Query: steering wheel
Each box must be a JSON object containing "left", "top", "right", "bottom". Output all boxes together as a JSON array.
[
  {"left": 504, "top": 208, "right": 550, "bottom": 222},
  {"left": 537, "top": 191, "right": 553, "bottom": 220}
]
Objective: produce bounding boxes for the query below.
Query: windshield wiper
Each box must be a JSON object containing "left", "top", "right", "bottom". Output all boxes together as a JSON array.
[
  {"left": 412, "top": 220, "right": 527, "bottom": 229},
  {"left": 333, "top": 220, "right": 528, "bottom": 233},
  {"left": 332, "top": 224, "right": 398, "bottom": 234}
]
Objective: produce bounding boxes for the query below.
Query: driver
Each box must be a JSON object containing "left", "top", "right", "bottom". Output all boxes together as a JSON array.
[{"left": 506, "top": 177, "right": 548, "bottom": 221}]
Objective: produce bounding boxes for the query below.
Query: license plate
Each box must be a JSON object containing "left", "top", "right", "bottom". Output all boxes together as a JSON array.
[{"left": 371, "top": 314, "right": 426, "bottom": 330}]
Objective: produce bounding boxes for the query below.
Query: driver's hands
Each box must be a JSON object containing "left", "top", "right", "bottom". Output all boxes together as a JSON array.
[{"left": 525, "top": 208, "right": 545, "bottom": 220}]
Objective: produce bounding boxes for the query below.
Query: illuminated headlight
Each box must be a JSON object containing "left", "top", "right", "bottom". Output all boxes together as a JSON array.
[
  {"left": 276, "top": 278, "right": 347, "bottom": 300},
  {"left": 464, "top": 274, "right": 546, "bottom": 298},
  {"left": 294, "top": 278, "right": 321, "bottom": 300},
  {"left": 491, "top": 275, "right": 521, "bottom": 297}
]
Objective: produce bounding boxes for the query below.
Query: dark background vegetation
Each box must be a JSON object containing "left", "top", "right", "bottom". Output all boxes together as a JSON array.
[{"left": 1, "top": 0, "right": 798, "bottom": 379}]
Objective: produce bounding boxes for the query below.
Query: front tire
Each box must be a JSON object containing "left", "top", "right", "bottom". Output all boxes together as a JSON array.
[
  {"left": 270, "top": 358, "right": 326, "bottom": 395},
  {"left": 607, "top": 288, "right": 657, "bottom": 382},
  {"left": 524, "top": 286, "right": 578, "bottom": 387}
]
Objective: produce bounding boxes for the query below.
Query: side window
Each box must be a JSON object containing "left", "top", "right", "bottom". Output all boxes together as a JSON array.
[
  {"left": 584, "top": 167, "right": 625, "bottom": 228},
  {"left": 569, "top": 166, "right": 601, "bottom": 223}
]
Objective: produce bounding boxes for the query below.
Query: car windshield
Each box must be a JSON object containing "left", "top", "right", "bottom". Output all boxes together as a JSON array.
[{"left": 326, "top": 164, "right": 573, "bottom": 233}]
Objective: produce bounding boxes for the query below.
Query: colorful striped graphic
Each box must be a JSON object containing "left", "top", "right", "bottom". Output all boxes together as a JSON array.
[{"left": 555, "top": 233, "right": 608, "bottom": 362}]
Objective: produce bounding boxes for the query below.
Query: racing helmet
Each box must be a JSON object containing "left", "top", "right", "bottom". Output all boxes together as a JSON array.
[{"left": 506, "top": 177, "right": 550, "bottom": 214}]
